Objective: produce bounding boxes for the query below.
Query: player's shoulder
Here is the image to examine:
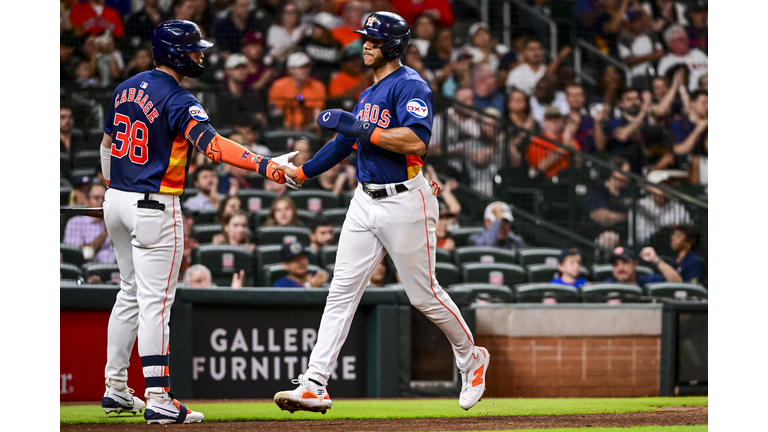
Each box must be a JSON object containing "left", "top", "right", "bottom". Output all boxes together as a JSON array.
[{"left": 394, "top": 66, "right": 432, "bottom": 96}]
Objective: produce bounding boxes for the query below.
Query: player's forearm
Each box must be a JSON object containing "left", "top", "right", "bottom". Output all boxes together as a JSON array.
[
  {"left": 296, "top": 137, "right": 354, "bottom": 180},
  {"left": 375, "top": 127, "right": 427, "bottom": 156}
]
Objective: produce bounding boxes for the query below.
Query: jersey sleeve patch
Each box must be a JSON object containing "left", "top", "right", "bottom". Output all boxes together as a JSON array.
[
  {"left": 189, "top": 105, "right": 209, "bottom": 121},
  {"left": 406, "top": 98, "right": 429, "bottom": 119}
]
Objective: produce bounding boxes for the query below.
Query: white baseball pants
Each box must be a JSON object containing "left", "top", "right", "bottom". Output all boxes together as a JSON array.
[
  {"left": 305, "top": 172, "right": 479, "bottom": 386},
  {"left": 103, "top": 189, "right": 183, "bottom": 393}
]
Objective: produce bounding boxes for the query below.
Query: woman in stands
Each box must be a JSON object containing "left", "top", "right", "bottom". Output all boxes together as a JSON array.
[
  {"left": 216, "top": 195, "right": 242, "bottom": 223},
  {"left": 266, "top": 1, "right": 306, "bottom": 64},
  {"left": 505, "top": 88, "right": 542, "bottom": 167},
  {"left": 265, "top": 196, "right": 300, "bottom": 226},
  {"left": 213, "top": 210, "right": 255, "bottom": 251}
]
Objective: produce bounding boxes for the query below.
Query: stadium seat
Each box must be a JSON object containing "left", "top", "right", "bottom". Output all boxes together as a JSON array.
[
  {"left": 320, "top": 245, "right": 338, "bottom": 267},
  {"left": 514, "top": 283, "right": 581, "bottom": 303},
  {"left": 256, "top": 226, "right": 311, "bottom": 246},
  {"left": 288, "top": 190, "right": 341, "bottom": 212},
  {"left": 192, "top": 208, "right": 219, "bottom": 225},
  {"left": 237, "top": 190, "right": 278, "bottom": 213},
  {"left": 255, "top": 244, "right": 319, "bottom": 267},
  {"left": 72, "top": 150, "right": 101, "bottom": 169},
  {"left": 518, "top": 248, "right": 562, "bottom": 266},
  {"left": 325, "top": 263, "right": 334, "bottom": 279},
  {"left": 580, "top": 283, "right": 646, "bottom": 303},
  {"left": 526, "top": 264, "right": 590, "bottom": 283},
  {"left": 245, "top": 172, "right": 265, "bottom": 189},
  {"left": 452, "top": 246, "right": 518, "bottom": 266},
  {"left": 180, "top": 188, "right": 199, "bottom": 205},
  {"left": 434, "top": 262, "right": 462, "bottom": 286},
  {"left": 591, "top": 264, "right": 654, "bottom": 282},
  {"left": 69, "top": 128, "right": 89, "bottom": 153},
  {"left": 61, "top": 152, "right": 71, "bottom": 179},
  {"left": 192, "top": 244, "right": 255, "bottom": 287},
  {"left": 435, "top": 248, "right": 452, "bottom": 263},
  {"left": 83, "top": 263, "right": 122, "bottom": 284},
  {"left": 461, "top": 263, "right": 526, "bottom": 287},
  {"left": 60, "top": 263, "right": 82, "bottom": 281},
  {"left": 262, "top": 263, "right": 323, "bottom": 286},
  {"left": 322, "top": 208, "right": 348, "bottom": 226},
  {"left": 447, "top": 227, "right": 485, "bottom": 248},
  {"left": 192, "top": 224, "right": 222, "bottom": 244},
  {"left": 60, "top": 243, "right": 85, "bottom": 267},
  {"left": 297, "top": 209, "right": 316, "bottom": 224},
  {"left": 262, "top": 130, "right": 318, "bottom": 152},
  {"left": 61, "top": 186, "right": 72, "bottom": 205},
  {"left": 645, "top": 282, "right": 708, "bottom": 301},
  {"left": 446, "top": 283, "right": 515, "bottom": 303},
  {"left": 333, "top": 226, "right": 343, "bottom": 243},
  {"left": 70, "top": 167, "right": 97, "bottom": 178}
]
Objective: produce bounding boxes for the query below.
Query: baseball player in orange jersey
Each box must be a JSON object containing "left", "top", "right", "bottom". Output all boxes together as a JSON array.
[
  {"left": 98, "top": 20, "right": 297, "bottom": 424},
  {"left": 273, "top": 12, "right": 489, "bottom": 414}
]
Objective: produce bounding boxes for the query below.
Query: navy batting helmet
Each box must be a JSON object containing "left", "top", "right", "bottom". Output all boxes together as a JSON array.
[
  {"left": 151, "top": 20, "right": 213, "bottom": 79},
  {"left": 354, "top": 12, "right": 410, "bottom": 61}
]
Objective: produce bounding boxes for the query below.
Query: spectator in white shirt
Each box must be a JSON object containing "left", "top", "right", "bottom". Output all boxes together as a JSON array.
[
  {"left": 635, "top": 185, "right": 691, "bottom": 244},
  {"left": 618, "top": 7, "right": 665, "bottom": 89},
  {"left": 465, "top": 22, "right": 509, "bottom": 73},
  {"left": 505, "top": 38, "right": 571, "bottom": 95},
  {"left": 656, "top": 25, "right": 707, "bottom": 91},
  {"left": 266, "top": 1, "right": 308, "bottom": 64}
]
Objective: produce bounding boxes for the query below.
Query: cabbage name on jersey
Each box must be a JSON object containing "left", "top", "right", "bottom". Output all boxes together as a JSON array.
[
  {"left": 103, "top": 69, "right": 209, "bottom": 195},
  {"left": 349, "top": 66, "right": 433, "bottom": 184}
]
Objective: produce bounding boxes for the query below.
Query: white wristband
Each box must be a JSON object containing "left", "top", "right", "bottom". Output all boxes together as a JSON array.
[{"left": 100, "top": 145, "right": 111, "bottom": 182}]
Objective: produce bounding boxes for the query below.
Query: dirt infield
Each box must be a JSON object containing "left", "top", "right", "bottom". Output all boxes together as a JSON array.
[{"left": 61, "top": 405, "right": 706, "bottom": 431}]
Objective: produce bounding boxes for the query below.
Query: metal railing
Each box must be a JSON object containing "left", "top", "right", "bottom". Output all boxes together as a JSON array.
[
  {"left": 574, "top": 38, "right": 633, "bottom": 89},
  {"left": 486, "top": 0, "right": 558, "bottom": 61}
]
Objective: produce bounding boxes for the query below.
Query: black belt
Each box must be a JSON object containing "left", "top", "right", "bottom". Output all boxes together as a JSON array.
[{"left": 362, "top": 183, "right": 408, "bottom": 199}]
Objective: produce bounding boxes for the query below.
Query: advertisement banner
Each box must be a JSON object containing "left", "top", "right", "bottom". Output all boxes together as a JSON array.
[{"left": 191, "top": 305, "right": 368, "bottom": 398}]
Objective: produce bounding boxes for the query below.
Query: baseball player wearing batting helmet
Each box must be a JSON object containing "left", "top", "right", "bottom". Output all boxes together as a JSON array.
[
  {"left": 273, "top": 12, "right": 489, "bottom": 414},
  {"left": 99, "top": 20, "right": 297, "bottom": 424}
]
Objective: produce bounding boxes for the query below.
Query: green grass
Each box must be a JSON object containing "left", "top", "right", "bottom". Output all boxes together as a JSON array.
[
  {"left": 463, "top": 428, "right": 706, "bottom": 432},
  {"left": 61, "top": 397, "right": 707, "bottom": 425}
]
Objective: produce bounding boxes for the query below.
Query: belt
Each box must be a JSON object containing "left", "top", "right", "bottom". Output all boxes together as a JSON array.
[{"left": 361, "top": 183, "right": 408, "bottom": 199}]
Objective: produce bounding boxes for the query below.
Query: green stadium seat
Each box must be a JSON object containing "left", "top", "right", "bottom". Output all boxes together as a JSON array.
[
  {"left": 192, "top": 245, "right": 255, "bottom": 287},
  {"left": 514, "top": 283, "right": 581, "bottom": 303},
  {"left": 60, "top": 243, "right": 85, "bottom": 267},
  {"left": 435, "top": 248, "right": 452, "bottom": 263},
  {"left": 518, "top": 248, "right": 562, "bottom": 266},
  {"left": 83, "top": 263, "right": 121, "bottom": 284},
  {"left": 297, "top": 209, "right": 316, "bottom": 224},
  {"left": 61, "top": 186, "right": 72, "bottom": 205},
  {"left": 461, "top": 263, "right": 526, "bottom": 287},
  {"left": 591, "top": 264, "right": 654, "bottom": 282},
  {"left": 255, "top": 244, "right": 319, "bottom": 267},
  {"left": 191, "top": 224, "right": 222, "bottom": 244},
  {"left": 262, "top": 263, "right": 323, "bottom": 286},
  {"left": 72, "top": 150, "right": 101, "bottom": 169},
  {"left": 580, "top": 283, "right": 645, "bottom": 303},
  {"left": 446, "top": 283, "right": 515, "bottom": 303},
  {"left": 322, "top": 208, "right": 348, "bottom": 226},
  {"left": 61, "top": 152, "right": 71, "bottom": 179},
  {"left": 88, "top": 128, "right": 104, "bottom": 147},
  {"left": 262, "top": 130, "right": 318, "bottom": 152},
  {"left": 452, "top": 246, "right": 518, "bottom": 266},
  {"left": 256, "top": 226, "right": 311, "bottom": 246},
  {"left": 60, "top": 263, "right": 82, "bottom": 281},
  {"left": 526, "top": 264, "right": 590, "bottom": 283},
  {"left": 434, "top": 262, "right": 462, "bottom": 286},
  {"left": 645, "top": 282, "right": 708, "bottom": 301},
  {"left": 70, "top": 167, "right": 97, "bottom": 178},
  {"left": 245, "top": 173, "right": 265, "bottom": 189},
  {"left": 288, "top": 190, "right": 342, "bottom": 212},
  {"left": 447, "top": 227, "right": 485, "bottom": 248},
  {"left": 320, "top": 245, "right": 338, "bottom": 267},
  {"left": 192, "top": 208, "right": 218, "bottom": 225},
  {"left": 237, "top": 190, "right": 278, "bottom": 213}
]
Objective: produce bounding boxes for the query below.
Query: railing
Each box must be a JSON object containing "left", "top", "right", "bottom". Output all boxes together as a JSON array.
[
  {"left": 574, "top": 38, "right": 633, "bottom": 89},
  {"left": 492, "top": 0, "right": 558, "bottom": 61}
]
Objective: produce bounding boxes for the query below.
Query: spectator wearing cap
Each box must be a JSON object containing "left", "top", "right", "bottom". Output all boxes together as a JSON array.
[
  {"left": 686, "top": 1, "right": 707, "bottom": 53},
  {"left": 605, "top": 246, "right": 681, "bottom": 286},
  {"left": 298, "top": 12, "right": 343, "bottom": 84},
  {"left": 124, "top": 0, "right": 169, "bottom": 52},
  {"left": 618, "top": 6, "right": 665, "bottom": 89},
  {"left": 274, "top": 242, "right": 329, "bottom": 288},
  {"left": 581, "top": 157, "right": 632, "bottom": 250},
  {"left": 505, "top": 38, "right": 571, "bottom": 96},
  {"left": 69, "top": 175, "right": 94, "bottom": 206},
  {"left": 526, "top": 107, "right": 581, "bottom": 178},
  {"left": 411, "top": 14, "right": 436, "bottom": 57},
  {"left": 266, "top": 1, "right": 308, "bottom": 64},
  {"left": 329, "top": 49, "right": 371, "bottom": 100},
  {"left": 657, "top": 25, "right": 707, "bottom": 91},
  {"left": 182, "top": 264, "right": 245, "bottom": 288},
  {"left": 268, "top": 52, "right": 326, "bottom": 132},
  {"left": 469, "top": 202, "right": 526, "bottom": 252},
  {"left": 551, "top": 248, "right": 589, "bottom": 289},
  {"left": 308, "top": 215, "right": 335, "bottom": 252},
  {"left": 213, "top": 0, "right": 257, "bottom": 56},
  {"left": 465, "top": 22, "right": 509, "bottom": 73},
  {"left": 70, "top": 0, "right": 125, "bottom": 37},
  {"left": 63, "top": 182, "right": 116, "bottom": 264},
  {"left": 667, "top": 224, "right": 701, "bottom": 283},
  {"left": 635, "top": 182, "right": 691, "bottom": 245},
  {"left": 218, "top": 53, "right": 267, "bottom": 129},
  {"left": 331, "top": 1, "right": 366, "bottom": 49},
  {"left": 60, "top": 104, "right": 87, "bottom": 155},
  {"left": 390, "top": 0, "right": 455, "bottom": 28},
  {"left": 241, "top": 31, "right": 275, "bottom": 97},
  {"left": 472, "top": 64, "right": 504, "bottom": 115}
]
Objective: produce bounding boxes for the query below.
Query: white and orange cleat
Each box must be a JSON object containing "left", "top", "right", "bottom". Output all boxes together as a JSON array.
[
  {"left": 274, "top": 374, "right": 333, "bottom": 414},
  {"left": 459, "top": 347, "right": 490, "bottom": 410},
  {"left": 143, "top": 391, "right": 204, "bottom": 424}
]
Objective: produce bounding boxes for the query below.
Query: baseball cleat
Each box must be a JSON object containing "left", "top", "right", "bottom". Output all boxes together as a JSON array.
[
  {"left": 274, "top": 374, "right": 333, "bottom": 414},
  {"left": 101, "top": 378, "right": 145, "bottom": 415},
  {"left": 459, "top": 346, "right": 490, "bottom": 410},
  {"left": 143, "top": 391, "right": 204, "bottom": 424}
]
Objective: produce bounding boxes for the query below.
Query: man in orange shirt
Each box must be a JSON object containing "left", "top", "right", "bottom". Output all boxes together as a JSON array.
[
  {"left": 268, "top": 52, "right": 326, "bottom": 132},
  {"left": 329, "top": 50, "right": 371, "bottom": 100},
  {"left": 331, "top": 1, "right": 365, "bottom": 48},
  {"left": 526, "top": 107, "right": 581, "bottom": 178}
]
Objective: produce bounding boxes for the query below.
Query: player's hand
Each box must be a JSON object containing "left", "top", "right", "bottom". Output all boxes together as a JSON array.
[
  {"left": 273, "top": 163, "right": 303, "bottom": 189},
  {"left": 272, "top": 150, "right": 299, "bottom": 167},
  {"left": 317, "top": 109, "right": 377, "bottom": 143}
]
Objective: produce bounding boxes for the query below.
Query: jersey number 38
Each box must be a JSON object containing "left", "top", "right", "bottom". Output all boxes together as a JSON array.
[{"left": 112, "top": 113, "right": 149, "bottom": 165}]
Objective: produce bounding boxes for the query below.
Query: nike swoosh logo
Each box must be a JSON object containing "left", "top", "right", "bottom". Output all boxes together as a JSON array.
[
  {"left": 113, "top": 394, "right": 134, "bottom": 406},
  {"left": 151, "top": 406, "right": 178, "bottom": 417}
]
